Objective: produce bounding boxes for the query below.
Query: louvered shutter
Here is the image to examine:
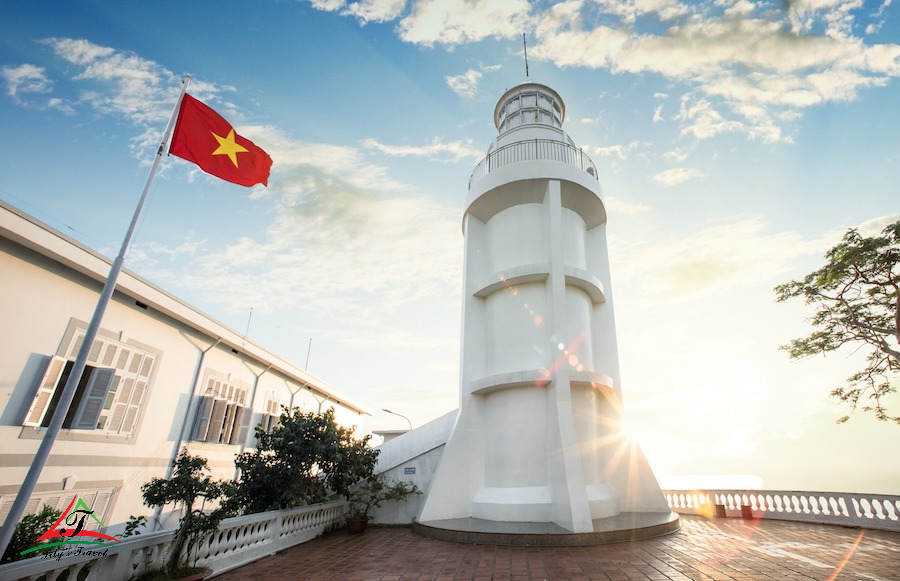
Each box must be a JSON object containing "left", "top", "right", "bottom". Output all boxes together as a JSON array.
[
  {"left": 90, "top": 490, "right": 112, "bottom": 530},
  {"left": 193, "top": 396, "right": 215, "bottom": 441},
  {"left": 0, "top": 499, "right": 13, "bottom": 527},
  {"left": 72, "top": 368, "right": 116, "bottom": 429},
  {"left": 221, "top": 403, "right": 236, "bottom": 444},
  {"left": 24, "top": 357, "right": 68, "bottom": 427},
  {"left": 233, "top": 406, "right": 252, "bottom": 445},
  {"left": 207, "top": 400, "right": 228, "bottom": 443}
]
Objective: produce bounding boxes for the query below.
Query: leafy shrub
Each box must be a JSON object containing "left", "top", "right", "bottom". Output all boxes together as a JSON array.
[
  {"left": 226, "top": 407, "right": 378, "bottom": 514},
  {"left": 1, "top": 504, "right": 63, "bottom": 564}
]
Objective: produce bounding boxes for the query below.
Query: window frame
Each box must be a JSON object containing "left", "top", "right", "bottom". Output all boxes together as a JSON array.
[
  {"left": 23, "top": 358, "right": 116, "bottom": 431},
  {"left": 191, "top": 374, "right": 251, "bottom": 446},
  {"left": 22, "top": 326, "right": 159, "bottom": 439}
]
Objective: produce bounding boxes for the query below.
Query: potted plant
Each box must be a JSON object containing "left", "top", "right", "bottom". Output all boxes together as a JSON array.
[
  {"left": 135, "top": 448, "right": 226, "bottom": 580},
  {"left": 345, "top": 473, "right": 420, "bottom": 534}
]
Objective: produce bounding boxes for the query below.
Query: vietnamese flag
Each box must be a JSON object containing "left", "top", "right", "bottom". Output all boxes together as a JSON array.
[{"left": 169, "top": 94, "right": 272, "bottom": 187}]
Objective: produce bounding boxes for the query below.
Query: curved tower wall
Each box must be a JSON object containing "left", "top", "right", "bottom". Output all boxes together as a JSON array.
[{"left": 419, "top": 82, "right": 668, "bottom": 532}]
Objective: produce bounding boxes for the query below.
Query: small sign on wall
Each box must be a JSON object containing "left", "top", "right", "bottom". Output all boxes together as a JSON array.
[{"left": 404, "top": 467, "right": 416, "bottom": 475}]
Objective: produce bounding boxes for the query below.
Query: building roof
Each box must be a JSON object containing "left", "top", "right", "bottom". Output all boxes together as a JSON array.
[{"left": 0, "top": 199, "right": 372, "bottom": 416}]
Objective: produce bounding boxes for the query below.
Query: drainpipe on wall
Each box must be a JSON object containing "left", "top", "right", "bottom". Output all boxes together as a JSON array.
[
  {"left": 232, "top": 364, "right": 272, "bottom": 481},
  {"left": 287, "top": 381, "right": 308, "bottom": 410},
  {"left": 151, "top": 337, "right": 221, "bottom": 532}
]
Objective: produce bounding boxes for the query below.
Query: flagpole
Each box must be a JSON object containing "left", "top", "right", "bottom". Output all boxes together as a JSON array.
[{"left": 0, "top": 74, "right": 192, "bottom": 559}]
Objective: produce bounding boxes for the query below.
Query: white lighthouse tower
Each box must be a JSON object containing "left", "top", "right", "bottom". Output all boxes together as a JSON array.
[{"left": 416, "top": 81, "right": 677, "bottom": 540}]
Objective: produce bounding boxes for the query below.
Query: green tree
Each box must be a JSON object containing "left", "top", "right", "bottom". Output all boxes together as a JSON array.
[
  {"left": 228, "top": 407, "right": 378, "bottom": 514},
  {"left": 0, "top": 505, "right": 62, "bottom": 564},
  {"left": 141, "top": 448, "right": 225, "bottom": 576},
  {"left": 775, "top": 219, "right": 899, "bottom": 424}
]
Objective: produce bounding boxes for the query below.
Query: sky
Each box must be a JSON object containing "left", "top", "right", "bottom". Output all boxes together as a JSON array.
[{"left": 1, "top": 0, "right": 898, "bottom": 495}]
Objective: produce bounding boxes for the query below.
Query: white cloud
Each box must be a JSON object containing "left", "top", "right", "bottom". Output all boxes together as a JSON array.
[
  {"left": 361, "top": 136, "right": 483, "bottom": 162},
  {"left": 787, "top": 0, "right": 862, "bottom": 38},
  {"left": 675, "top": 95, "right": 746, "bottom": 140},
  {"left": 342, "top": 0, "right": 407, "bottom": 23},
  {"left": 532, "top": 2, "right": 630, "bottom": 69},
  {"left": 303, "top": 0, "right": 900, "bottom": 146},
  {"left": 663, "top": 147, "right": 688, "bottom": 162},
  {"left": 652, "top": 167, "right": 704, "bottom": 186},
  {"left": 139, "top": 176, "right": 462, "bottom": 327},
  {"left": 592, "top": 0, "right": 691, "bottom": 24},
  {"left": 866, "top": 0, "right": 893, "bottom": 34},
  {"left": 446, "top": 69, "right": 482, "bottom": 98},
  {"left": 60, "top": 27, "right": 467, "bottom": 334},
  {"left": 528, "top": 1, "right": 900, "bottom": 143},
  {"left": 310, "top": 0, "right": 347, "bottom": 10},
  {"left": 856, "top": 213, "right": 900, "bottom": 236},
  {"left": 612, "top": 216, "right": 827, "bottom": 302},
  {"left": 1, "top": 64, "right": 52, "bottom": 97},
  {"left": 36, "top": 37, "right": 212, "bottom": 154},
  {"left": 239, "top": 125, "right": 409, "bottom": 193},
  {"left": 604, "top": 194, "right": 650, "bottom": 215},
  {"left": 608, "top": 215, "right": 897, "bottom": 487},
  {"left": 45, "top": 37, "right": 180, "bottom": 127},
  {"left": 589, "top": 140, "right": 649, "bottom": 160},
  {"left": 396, "top": 0, "right": 531, "bottom": 46},
  {"left": 1, "top": 63, "right": 71, "bottom": 112}
]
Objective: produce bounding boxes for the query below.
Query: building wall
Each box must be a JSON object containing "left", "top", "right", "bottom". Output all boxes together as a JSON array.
[
  {"left": 0, "top": 203, "right": 371, "bottom": 532},
  {"left": 369, "top": 411, "right": 456, "bottom": 525}
]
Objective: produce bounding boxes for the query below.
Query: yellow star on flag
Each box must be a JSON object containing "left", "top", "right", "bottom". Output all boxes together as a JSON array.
[{"left": 211, "top": 129, "right": 249, "bottom": 167}]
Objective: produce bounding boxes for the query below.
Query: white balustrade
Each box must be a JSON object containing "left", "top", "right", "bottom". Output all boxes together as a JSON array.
[
  {"left": 0, "top": 500, "right": 346, "bottom": 581},
  {"left": 468, "top": 140, "right": 599, "bottom": 189},
  {"left": 663, "top": 489, "right": 900, "bottom": 532},
  {"left": 5, "top": 490, "right": 894, "bottom": 581}
]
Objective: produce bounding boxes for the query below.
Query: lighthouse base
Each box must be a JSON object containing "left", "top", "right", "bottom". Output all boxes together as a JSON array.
[{"left": 412, "top": 511, "right": 680, "bottom": 547}]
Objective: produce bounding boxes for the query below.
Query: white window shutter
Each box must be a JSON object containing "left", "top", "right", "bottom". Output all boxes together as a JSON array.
[
  {"left": 193, "top": 396, "right": 215, "bottom": 441},
  {"left": 90, "top": 490, "right": 113, "bottom": 529},
  {"left": 234, "top": 406, "right": 251, "bottom": 445},
  {"left": 119, "top": 380, "right": 146, "bottom": 435},
  {"left": 208, "top": 400, "right": 228, "bottom": 443},
  {"left": 221, "top": 403, "right": 237, "bottom": 444},
  {"left": 72, "top": 368, "right": 116, "bottom": 429},
  {"left": 24, "top": 357, "right": 68, "bottom": 427}
]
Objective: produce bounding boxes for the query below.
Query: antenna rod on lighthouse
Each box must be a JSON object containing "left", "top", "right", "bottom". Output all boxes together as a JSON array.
[{"left": 523, "top": 33, "right": 529, "bottom": 77}]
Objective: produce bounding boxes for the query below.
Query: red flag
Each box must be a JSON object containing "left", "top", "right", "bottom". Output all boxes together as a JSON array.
[{"left": 169, "top": 94, "right": 272, "bottom": 187}]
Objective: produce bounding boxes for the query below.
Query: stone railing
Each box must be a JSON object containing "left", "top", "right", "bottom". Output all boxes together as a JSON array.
[
  {"left": 663, "top": 489, "right": 900, "bottom": 532},
  {"left": 469, "top": 139, "right": 599, "bottom": 189},
  {"left": 0, "top": 500, "right": 346, "bottom": 581}
]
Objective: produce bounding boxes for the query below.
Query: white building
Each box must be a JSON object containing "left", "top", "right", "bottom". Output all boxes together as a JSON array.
[
  {"left": 377, "top": 81, "right": 676, "bottom": 541},
  {"left": 0, "top": 200, "right": 372, "bottom": 531}
]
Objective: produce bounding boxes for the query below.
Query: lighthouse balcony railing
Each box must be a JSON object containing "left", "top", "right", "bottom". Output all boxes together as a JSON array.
[{"left": 469, "top": 139, "right": 599, "bottom": 189}]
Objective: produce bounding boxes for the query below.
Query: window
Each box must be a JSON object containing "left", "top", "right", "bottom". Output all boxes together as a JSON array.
[
  {"left": 192, "top": 375, "right": 251, "bottom": 445},
  {"left": 24, "top": 332, "right": 157, "bottom": 436},
  {"left": 0, "top": 488, "right": 114, "bottom": 528},
  {"left": 261, "top": 398, "right": 281, "bottom": 433}
]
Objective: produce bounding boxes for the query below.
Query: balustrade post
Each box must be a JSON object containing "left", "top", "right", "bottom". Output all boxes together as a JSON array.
[{"left": 275, "top": 509, "right": 285, "bottom": 540}]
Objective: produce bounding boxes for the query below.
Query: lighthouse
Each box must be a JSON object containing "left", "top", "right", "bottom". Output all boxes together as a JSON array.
[{"left": 416, "top": 81, "right": 677, "bottom": 540}]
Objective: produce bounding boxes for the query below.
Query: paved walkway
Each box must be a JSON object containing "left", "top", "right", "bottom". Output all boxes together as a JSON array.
[{"left": 214, "top": 515, "right": 900, "bottom": 580}]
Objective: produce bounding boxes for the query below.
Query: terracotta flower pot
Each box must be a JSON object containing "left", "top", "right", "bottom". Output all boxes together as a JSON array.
[
  {"left": 174, "top": 567, "right": 214, "bottom": 581},
  {"left": 346, "top": 518, "right": 369, "bottom": 534}
]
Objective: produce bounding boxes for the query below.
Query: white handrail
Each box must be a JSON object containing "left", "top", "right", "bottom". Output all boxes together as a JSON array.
[
  {"left": 663, "top": 489, "right": 900, "bottom": 532},
  {"left": 468, "top": 139, "right": 599, "bottom": 189},
  {"left": 0, "top": 500, "right": 346, "bottom": 581}
]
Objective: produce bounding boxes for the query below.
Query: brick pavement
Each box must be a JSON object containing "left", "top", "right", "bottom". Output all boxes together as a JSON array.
[{"left": 212, "top": 515, "right": 900, "bottom": 580}]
